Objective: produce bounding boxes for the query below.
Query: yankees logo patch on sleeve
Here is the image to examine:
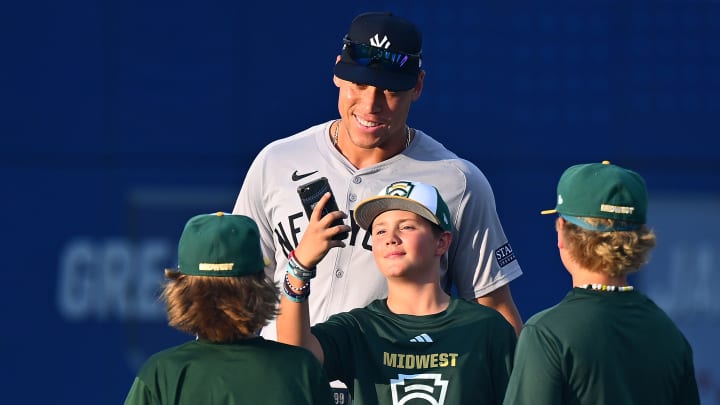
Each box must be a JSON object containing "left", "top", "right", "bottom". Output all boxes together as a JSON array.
[{"left": 495, "top": 243, "right": 516, "bottom": 267}]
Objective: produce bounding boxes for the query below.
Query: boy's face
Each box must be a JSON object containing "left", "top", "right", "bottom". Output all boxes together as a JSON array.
[{"left": 369, "top": 209, "right": 450, "bottom": 280}]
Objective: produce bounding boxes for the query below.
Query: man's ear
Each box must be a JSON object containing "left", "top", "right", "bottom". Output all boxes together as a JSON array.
[{"left": 411, "top": 70, "right": 425, "bottom": 101}]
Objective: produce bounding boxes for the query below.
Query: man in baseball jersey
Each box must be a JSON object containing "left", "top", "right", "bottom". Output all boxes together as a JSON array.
[
  {"left": 124, "top": 213, "right": 333, "bottom": 405},
  {"left": 503, "top": 161, "right": 700, "bottom": 405},
  {"left": 232, "top": 11, "right": 523, "bottom": 337},
  {"left": 277, "top": 180, "right": 516, "bottom": 404}
]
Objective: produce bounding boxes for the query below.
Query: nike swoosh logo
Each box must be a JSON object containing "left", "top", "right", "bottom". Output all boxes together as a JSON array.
[{"left": 292, "top": 170, "right": 319, "bottom": 181}]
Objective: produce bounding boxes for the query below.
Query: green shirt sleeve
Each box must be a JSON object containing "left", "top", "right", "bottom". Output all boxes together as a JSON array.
[{"left": 124, "top": 377, "right": 157, "bottom": 405}]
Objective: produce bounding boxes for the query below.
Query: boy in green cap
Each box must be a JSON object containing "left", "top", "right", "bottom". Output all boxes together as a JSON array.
[
  {"left": 277, "top": 180, "right": 516, "bottom": 405},
  {"left": 503, "top": 161, "right": 700, "bottom": 405},
  {"left": 124, "top": 212, "right": 333, "bottom": 405}
]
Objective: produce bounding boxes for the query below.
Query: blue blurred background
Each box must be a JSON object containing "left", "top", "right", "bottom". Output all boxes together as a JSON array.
[{"left": 3, "top": 1, "right": 719, "bottom": 403}]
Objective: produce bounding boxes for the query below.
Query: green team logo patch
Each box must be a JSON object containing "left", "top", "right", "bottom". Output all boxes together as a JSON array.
[{"left": 391, "top": 373, "right": 448, "bottom": 404}]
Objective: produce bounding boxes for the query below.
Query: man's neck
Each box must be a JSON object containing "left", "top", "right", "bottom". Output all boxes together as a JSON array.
[{"left": 331, "top": 120, "right": 412, "bottom": 169}]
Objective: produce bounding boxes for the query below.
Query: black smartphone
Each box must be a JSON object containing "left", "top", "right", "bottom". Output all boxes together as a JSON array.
[{"left": 297, "top": 177, "right": 349, "bottom": 240}]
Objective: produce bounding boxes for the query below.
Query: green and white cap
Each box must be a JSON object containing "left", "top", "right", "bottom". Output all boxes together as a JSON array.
[
  {"left": 178, "top": 212, "right": 265, "bottom": 276},
  {"left": 541, "top": 161, "right": 647, "bottom": 231},
  {"left": 354, "top": 180, "right": 452, "bottom": 231}
]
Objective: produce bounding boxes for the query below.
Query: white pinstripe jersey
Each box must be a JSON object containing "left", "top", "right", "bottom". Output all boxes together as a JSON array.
[{"left": 233, "top": 120, "right": 522, "bottom": 340}]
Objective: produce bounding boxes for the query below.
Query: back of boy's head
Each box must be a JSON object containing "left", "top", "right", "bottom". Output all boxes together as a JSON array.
[
  {"left": 163, "top": 213, "right": 278, "bottom": 341},
  {"left": 541, "top": 161, "right": 656, "bottom": 275}
]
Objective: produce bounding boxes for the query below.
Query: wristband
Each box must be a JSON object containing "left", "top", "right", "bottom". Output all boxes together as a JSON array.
[
  {"left": 281, "top": 288, "right": 308, "bottom": 303},
  {"left": 287, "top": 250, "right": 316, "bottom": 280}
]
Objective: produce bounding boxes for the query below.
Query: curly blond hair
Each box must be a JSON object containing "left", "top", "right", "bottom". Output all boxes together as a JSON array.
[
  {"left": 161, "top": 270, "right": 280, "bottom": 342},
  {"left": 560, "top": 217, "right": 657, "bottom": 277}
]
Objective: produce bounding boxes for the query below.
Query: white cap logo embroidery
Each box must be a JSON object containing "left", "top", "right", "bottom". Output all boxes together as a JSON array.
[{"left": 370, "top": 34, "right": 391, "bottom": 49}]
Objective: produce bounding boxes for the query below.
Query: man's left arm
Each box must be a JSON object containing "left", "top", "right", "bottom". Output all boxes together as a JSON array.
[{"left": 476, "top": 284, "right": 523, "bottom": 335}]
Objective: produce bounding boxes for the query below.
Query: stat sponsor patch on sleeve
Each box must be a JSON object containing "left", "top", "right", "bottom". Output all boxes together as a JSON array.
[{"left": 494, "top": 243, "right": 516, "bottom": 267}]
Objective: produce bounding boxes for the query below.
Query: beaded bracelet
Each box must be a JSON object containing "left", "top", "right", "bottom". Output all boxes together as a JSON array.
[
  {"left": 287, "top": 250, "right": 316, "bottom": 280},
  {"left": 284, "top": 272, "right": 310, "bottom": 294},
  {"left": 282, "top": 275, "right": 310, "bottom": 303},
  {"left": 281, "top": 287, "right": 308, "bottom": 303}
]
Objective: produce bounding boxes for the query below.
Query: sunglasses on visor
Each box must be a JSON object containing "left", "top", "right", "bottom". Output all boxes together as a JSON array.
[{"left": 342, "top": 36, "right": 422, "bottom": 71}]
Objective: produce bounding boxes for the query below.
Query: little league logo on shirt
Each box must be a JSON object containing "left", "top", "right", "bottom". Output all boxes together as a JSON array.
[{"left": 391, "top": 373, "right": 448, "bottom": 404}]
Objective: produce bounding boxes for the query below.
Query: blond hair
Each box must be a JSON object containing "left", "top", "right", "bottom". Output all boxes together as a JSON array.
[{"left": 560, "top": 217, "right": 657, "bottom": 277}]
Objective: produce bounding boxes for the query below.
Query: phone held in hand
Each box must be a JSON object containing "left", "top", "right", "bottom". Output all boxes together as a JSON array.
[{"left": 297, "top": 177, "right": 349, "bottom": 240}]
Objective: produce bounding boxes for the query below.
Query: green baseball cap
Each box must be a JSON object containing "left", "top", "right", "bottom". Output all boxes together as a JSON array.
[
  {"left": 541, "top": 161, "right": 647, "bottom": 230},
  {"left": 354, "top": 180, "right": 452, "bottom": 231},
  {"left": 178, "top": 212, "right": 265, "bottom": 277}
]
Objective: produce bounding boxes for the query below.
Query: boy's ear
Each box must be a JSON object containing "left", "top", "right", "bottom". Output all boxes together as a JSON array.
[{"left": 436, "top": 231, "right": 452, "bottom": 256}]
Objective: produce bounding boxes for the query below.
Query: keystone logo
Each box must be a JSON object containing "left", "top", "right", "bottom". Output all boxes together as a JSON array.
[
  {"left": 390, "top": 373, "right": 448, "bottom": 405},
  {"left": 384, "top": 181, "right": 414, "bottom": 197}
]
